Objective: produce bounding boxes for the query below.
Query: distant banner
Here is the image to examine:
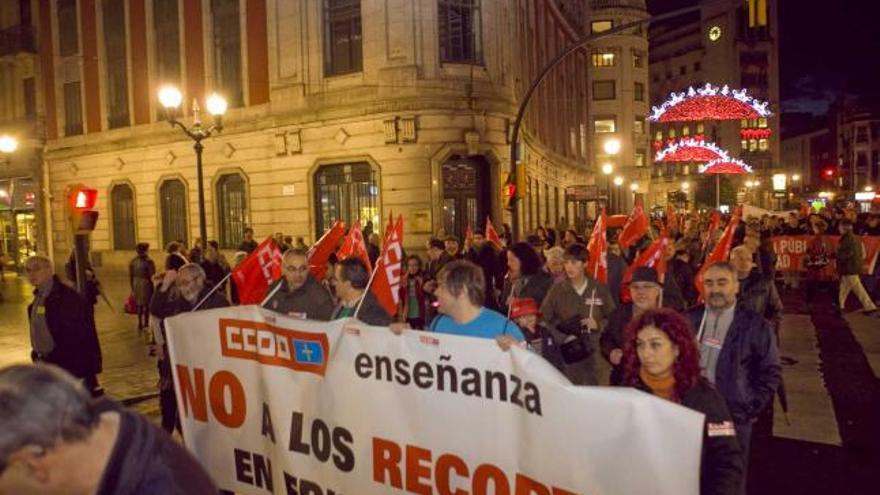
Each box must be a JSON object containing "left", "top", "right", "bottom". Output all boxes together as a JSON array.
[
  {"left": 772, "top": 236, "right": 880, "bottom": 276},
  {"left": 166, "top": 306, "right": 703, "bottom": 495}
]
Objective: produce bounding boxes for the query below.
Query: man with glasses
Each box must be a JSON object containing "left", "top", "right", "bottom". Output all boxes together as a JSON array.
[
  {"left": 601, "top": 266, "right": 662, "bottom": 385},
  {"left": 262, "top": 248, "right": 335, "bottom": 320},
  {"left": 24, "top": 256, "right": 103, "bottom": 397},
  {"left": 331, "top": 257, "right": 392, "bottom": 326},
  {"left": 0, "top": 364, "right": 218, "bottom": 494}
]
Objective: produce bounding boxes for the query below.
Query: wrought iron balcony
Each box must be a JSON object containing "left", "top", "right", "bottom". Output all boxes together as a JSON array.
[{"left": 0, "top": 25, "right": 36, "bottom": 57}]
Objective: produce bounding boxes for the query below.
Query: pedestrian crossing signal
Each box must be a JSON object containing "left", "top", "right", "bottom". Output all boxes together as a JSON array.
[{"left": 67, "top": 186, "right": 99, "bottom": 233}]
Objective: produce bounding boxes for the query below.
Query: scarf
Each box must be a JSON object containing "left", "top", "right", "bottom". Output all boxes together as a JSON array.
[{"left": 640, "top": 368, "right": 677, "bottom": 402}]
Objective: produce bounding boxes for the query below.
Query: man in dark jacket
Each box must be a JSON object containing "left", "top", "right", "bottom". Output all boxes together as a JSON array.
[
  {"left": 606, "top": 240, "right": 629, "bottom": 305},
  {"left": 730, "top": 245, "right": 783, "bottom": 330},
  {"left": 0, "top": 364, "right": 217, "bottom": 495},
  {"left": 835, "top": 219, "right": 878, "bottom": 315},
  {"left": 331, "top": 257, "right": 391, "bottom": 326},
  {"left": 150, "top": 263, "right": 229, "bottom": 433},
  {"left": 669, "top": 247, "right": 698, "bottom": 308},
  {"left": 466, "top": 231, "right": 500, "bottom": 307},
  {"left": 263, "top": 249, "right": 335, "bottom": 320},
  {"left": 25, "top": 256, "right": 102, "bottom": 396},
  {"left": 688, "top": 262, "right": 781, "bottom": 472}
]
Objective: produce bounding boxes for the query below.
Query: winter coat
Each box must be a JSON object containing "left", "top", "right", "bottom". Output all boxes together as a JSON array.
[
  {"left": 129, "top": 255, "right": 156, "bottom": 306},
  {"left": 688, "top": 305, "right": 782, "bottom": 424},
  {"left": 499, "top": 271, "right": 554, "bottom": 315},
  {"left": 262, "top": 276, "right": 335, "bottom": 321},
  {"left": 737, "top": 270, "right": 784, "bottom": 329},
  {"left": 600, "top": 303, "right": 634, "bottom": 385},
  {"left": 94, "top": 399, "right": 218, "bottom": 494},
  {"left": 836, "top": 231, "right": 865, "bottom": 276},
  {"left": 332, "top": 290, "right": 392, "bottom": 327},
  {"left": 634, "top": 379, "right": 744, "bottom": 495},
  {"left": 28, "top": 276, "right": 103, "bottom": 378},
  {"left": 399, "top": 272, "right": 427, "bottom": 320},
  {"left": 606, "top": 253, "right": 629, "bottom": 305}
]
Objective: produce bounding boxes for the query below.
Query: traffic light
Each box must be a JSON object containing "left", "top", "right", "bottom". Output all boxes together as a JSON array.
[
  {"left": 515, "top": 164, "right": 527, "bottom": 199},
  {"left": 821, "top": 167, "right": 836, "bottom": 181},
  {"left": 67, "top": 185, "right": 99, "bottom": 233}
]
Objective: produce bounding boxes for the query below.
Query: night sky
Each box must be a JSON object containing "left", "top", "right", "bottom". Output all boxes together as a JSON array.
[{"left": 646, "top": 0, "right": 880, "bottom": 114}]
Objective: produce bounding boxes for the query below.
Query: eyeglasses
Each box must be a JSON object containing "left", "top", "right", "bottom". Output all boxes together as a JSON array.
[{"left": 283, "top": 265, "right": 309, "bottom": 273}]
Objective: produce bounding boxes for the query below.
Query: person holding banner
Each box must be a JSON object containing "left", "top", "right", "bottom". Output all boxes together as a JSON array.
[
  {"left": 620, "top": 309, "right": 744, "bottom": 495},
  {"left": 540, "top": 244, "right": 615, "bottom": 386},
  {"left": 0, "top": 364, "right": 219, "bottom": 495},
  {"left": 150, "top": 263, "right": 229, "bottom": 434},
  {"left": 428, "top": 260, "right": 525, "bottom": 342},
  {"left": 262, "top": 249, "right": 335, "bottom": 320},
  {"left": 331, "top": 257, "right": 391, "bottom": 326}
]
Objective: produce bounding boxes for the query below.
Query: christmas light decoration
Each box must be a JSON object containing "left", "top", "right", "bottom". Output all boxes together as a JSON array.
[
  {"left": 740, "top": 128, "right": 772, "bottom": 140},
  {"left": 648, "top": 83, "right": 772, "bottom": 122},
  {"left": 655, "top": 138, "right": 732, "bottom": 162},
  {"left": 698, "top": 158, "right": 754, "bottom": 175}
]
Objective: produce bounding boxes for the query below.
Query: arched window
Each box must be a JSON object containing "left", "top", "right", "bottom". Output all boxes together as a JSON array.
[
  {"left": 159, "top": 179, "right": 188, "bottom": 247},
  {"left": 216, "top": 173, "right": 247, "bottom": 249},
  {"left": 314, "top": 162, "right": 378, "bottom": 239},
  {"left": 110, "top": 183, "right": 136, "bottom": 250}
]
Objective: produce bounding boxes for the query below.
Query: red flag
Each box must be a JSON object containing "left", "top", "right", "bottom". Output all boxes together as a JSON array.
[
  {"left": 695, "top": 207, "right": 741, "bottom": 300},
  {"left": 618, "top": 200, "right": 649, "bottom": 249},
  {"left": 666, "top": 205, "right": 678, "bottom": 233},
  {"left": 620, "top": 235, "right": 669, "bottom": 303},
  {"left": 464, "top": 223, "right": 474, "bottom": 250},
  {"left": 701, "top": 210, "right": 721, "bottom": 256},
  {"left": 232, "top": 236, "right": 283, "bottom": 304},
  {"left": 486, "top": 217, "right": 502, "bottom": 249},
  {"left": 338, "top": 220, "right": 373, "bottom": 272},
  {"left": 370, "top": 215, "right": 404, "bottom": 316},
  {"left": 307, "top": 220, "right": 346, "bottom": 280},
  {"left": 587, "top": 209, "right": 608, "bottom": 283},
  {"left": 385, "top": 210, "right": 394, "bottom": 244}
]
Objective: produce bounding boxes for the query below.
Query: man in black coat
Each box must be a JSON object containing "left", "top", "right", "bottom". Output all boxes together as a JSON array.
[
  {"left": 466, "top": 230, "right": 500, "bottom": 308},
  {"left": 730, "top": 246, "right": 783, "bottom": 330},
  {"left": 262, "top": 249, "right": 335, "bottom": 320},
  {"left": 688, "top": 262, "right": 781, "bottom": 478},
  {"left": 25, "top": 256, "right": 102, "bottom": 396},
  {"left": 150, "top": 263, "right": 229, "bottom": 433}
]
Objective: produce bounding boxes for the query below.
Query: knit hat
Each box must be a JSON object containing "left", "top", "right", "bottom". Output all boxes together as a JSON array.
[{"left": 631, "top": 266, "right": 662, "bottom": 287}]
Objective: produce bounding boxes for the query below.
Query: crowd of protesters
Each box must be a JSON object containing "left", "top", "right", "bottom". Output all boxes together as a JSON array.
[{"left": 8, "top": 205, "right": 879, "bottom": 494}]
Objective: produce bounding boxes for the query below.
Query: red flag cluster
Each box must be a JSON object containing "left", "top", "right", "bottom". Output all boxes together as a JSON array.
[
  {"left": 232, "top": 236, "right": 283, "bottom": 304},
  {"left": 695, "top": 207, "right": 742, "bottom": 300},
  {"left": 618, "top": 200, "right": 649, "bottom": 249}
]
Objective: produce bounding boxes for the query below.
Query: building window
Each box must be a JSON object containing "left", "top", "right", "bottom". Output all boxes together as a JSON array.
[
  {"left": 669, "top": 128, "right": 677, "bottom": 139},
  {"left": 211, "top": 0, "right": 243, "bottom": 107},
  {"left": 216, "top": 173, "right": 248, "bottom": 249},
  {"left": 592, "top": 80, "right": 615, "bottom": 100},
  {"left": 696, "top": 122, "right": 705, "bottom": 134},
  {"left": 655, "top": 130, "right": 663, "bottom": 141},
  {"left": 741, "top": 139, "right": 748, "bottom": 151},
  {"left": 634, "top": 82, "right": 645, "bottom": 101},
  {"left": 593, "top": 117, "right": 616, "bottom": 133},
  {"left": 438, "top": 0, "right": 482, "bottom": 64},
  {"left": 591, "top": 20, "right": 612, "bottom": 34},
  {"left": 591, "top": 48, "right": 615, "bottom": 67},
  {"left": 635, "top": 150, "right": 646, "bottom": 167},
  {"left": 682, "top": 125, "right": 690, "bottom": 136},
  {"left": 757, "top": 117, "right": 768, "bottom": 128},
  {"left": 103, "top": 0, "right": 129, "bottom": 129},
  {"left": 314, "top": 162, "right": 379, "bottom": 239},
  {"left": 324, "top": 0, "right": 363, "bottom": 76},
  {"left": 110, "top": 184, "right": 136, "bottom": 250},
  {"left": 63, "top": 82, "right": 83, "bottom": 136},
  {"left": 632, "top": 49, "right": 645, "bottom": 68},
  {"left": 758, "top": 138, "right": 769, "bottom": 151},
  {"left": 634, "top": 118, "right": 645, "bottom": 134},
  {"left": 159, "top": 179, "right": 188, "bottom": 246},
  {"left": 154, "top": 0, "right": 181, "bottom": 85},
  {"left": 58, "top": 0, "right": 78, "bottom": 57}
]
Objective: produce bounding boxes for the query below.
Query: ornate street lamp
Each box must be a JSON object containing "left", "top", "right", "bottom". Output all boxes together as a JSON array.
[{"left": 158, "top": 86, "right": 227, "bottom": 246}]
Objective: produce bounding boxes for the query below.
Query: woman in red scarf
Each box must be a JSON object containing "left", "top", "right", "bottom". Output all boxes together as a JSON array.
[{"left": 621, "top": 308, "right": 744, "bottom": 495}]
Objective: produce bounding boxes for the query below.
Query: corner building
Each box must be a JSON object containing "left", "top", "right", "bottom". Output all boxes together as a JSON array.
[{"left": 37, "top": 0, "right": 610, "bottom": 269}]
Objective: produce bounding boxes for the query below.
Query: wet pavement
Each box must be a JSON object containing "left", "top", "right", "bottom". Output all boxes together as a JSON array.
[{"left": 0, "top": 268, "right": 160, "bottom": 422}]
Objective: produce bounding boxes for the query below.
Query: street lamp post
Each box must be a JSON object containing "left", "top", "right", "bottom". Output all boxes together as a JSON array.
[
  {"left": 602, "top": 163, "right": 614, "bottom": 213},
  {"left": 158, "top": 86, "right": 227, "bottom": 246}
]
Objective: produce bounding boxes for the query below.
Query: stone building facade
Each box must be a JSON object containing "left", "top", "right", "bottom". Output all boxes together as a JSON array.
[{"left": 34, "top": 0, "right": 642, "bottom": 269}]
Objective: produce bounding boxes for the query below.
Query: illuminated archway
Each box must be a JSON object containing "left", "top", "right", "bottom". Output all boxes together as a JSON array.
[
  {"left": 654, "top": 138, "right": 732, "bottom": 162},
  {"left": 649, "top": 84, "right": 772, "bottom": 123}
]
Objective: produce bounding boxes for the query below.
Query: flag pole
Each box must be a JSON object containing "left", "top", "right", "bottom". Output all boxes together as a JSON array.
[
  {"left": 353, "top": 255, "right": 382, "bottom": 319},
  {"left": 192, "top": 271, "right": 232, "bottom": 312},
  {"left": 260, "top": 280, "right": 283, "bottom": 307}
]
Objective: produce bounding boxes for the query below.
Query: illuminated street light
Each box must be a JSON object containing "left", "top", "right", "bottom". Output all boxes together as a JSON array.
[
  {"left": 630, "top": 183, "right": 639, "bottom": 192},
  {"left": 792, "top": 174, "right": 801, "bottom": 182},
  {"left": 603, "top": 138, "right": 622, "bottom": 155},
  {"left": 613, "top": 176, "right": 624, "bottom": 186},
  {"left": 866, "top": 185, "right": 874, "bottom": 192},
  {"left": 681, "top": 181, "right": 690, "bottom": 191},
  {"left": 157, "top": 85, "right": 227, "bottom": 244},
  {"left": 0, "top": 135, "right": 18, "bottom": 154},
  {"left": 601, "top": 163, "right": 614, "bottom": 175}
]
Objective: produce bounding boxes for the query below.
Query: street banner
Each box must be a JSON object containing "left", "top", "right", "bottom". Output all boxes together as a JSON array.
[
  {"left": 166, "top": 307, "right": 704, "bottom": 495},
  {"left": 771, "top": 235, "right": 880, "bottom": 277}
]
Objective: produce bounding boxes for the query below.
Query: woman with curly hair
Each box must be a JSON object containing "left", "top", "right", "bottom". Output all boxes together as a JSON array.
[{"left": 621, "top": 308, "right": 744, "bottom": 495}]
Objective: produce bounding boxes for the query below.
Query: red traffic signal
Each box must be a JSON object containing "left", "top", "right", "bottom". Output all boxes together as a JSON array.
[
  {"left": 69, "top": 187, "right": 98, "bottom": 211},
  {"left": 821, "top": 167, "right": 836, "bottom": 181}
]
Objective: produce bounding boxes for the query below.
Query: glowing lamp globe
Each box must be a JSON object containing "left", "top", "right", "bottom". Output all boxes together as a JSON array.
[
  {"left": 206, "top": 93, "right": 228, "bottom": 116},
  {"left": 158, "top": 86, "right": 183, "bottom": 109}
]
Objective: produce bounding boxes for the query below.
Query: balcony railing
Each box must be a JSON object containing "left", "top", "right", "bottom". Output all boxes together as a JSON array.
[{"left": 0, "top": 25, "right": 36, "bottom": 57}]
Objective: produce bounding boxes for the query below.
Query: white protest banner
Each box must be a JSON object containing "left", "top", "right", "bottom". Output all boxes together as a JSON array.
[{"left": 166, "top": 306, "right": 704, "bottom": 495}]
